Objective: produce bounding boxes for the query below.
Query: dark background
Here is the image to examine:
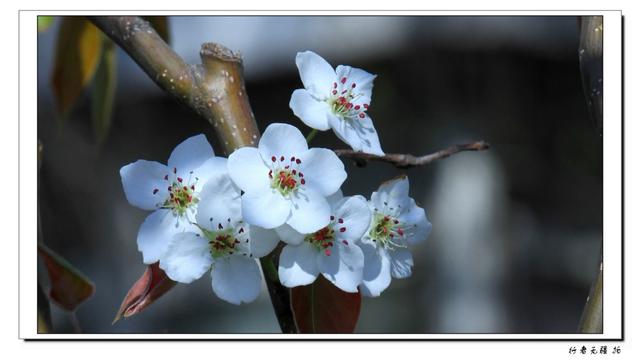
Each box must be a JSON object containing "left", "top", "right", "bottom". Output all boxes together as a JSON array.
[{"left": 37, "top": 16, "right": 602, "bottom": 333}]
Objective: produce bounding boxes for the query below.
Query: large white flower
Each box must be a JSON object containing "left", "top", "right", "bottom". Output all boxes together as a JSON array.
[
  {"left": 227, "top": 123, "right": 347, "bottom": 234},
  {"left": 289, "top": 50, "right": 384, "bottom": 156},
  {"left": 120, "top": 134, "right": 227, "bottom": 264},
  {"left": 276, "top": 191, "right": 370, "bottom": 293},
  {"left": 358, "top": 176, "right": 432, "bottom": 297},
  {"left": 159, "top": 171, "right": 280, "bottom": 305}
]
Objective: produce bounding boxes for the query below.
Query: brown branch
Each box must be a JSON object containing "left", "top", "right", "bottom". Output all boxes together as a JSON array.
[
  {"left": 89, "top": 16, "right": 296, "bottom": 333},
  {"left": 334, "top": 141, "right": 490, "bottom": 169}
]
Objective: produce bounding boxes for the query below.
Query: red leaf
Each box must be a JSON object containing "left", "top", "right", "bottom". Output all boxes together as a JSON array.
[
  {"left": 112, "top": 262, "right": 176, "bottom": 324},
  {"left": 291, "top": 276, "right": 361, "bottom": 333},
  {"left": 38, "top": 244, "right": 95, "bottom": 312}
]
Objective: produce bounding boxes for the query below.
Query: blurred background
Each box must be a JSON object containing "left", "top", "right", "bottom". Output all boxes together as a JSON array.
[{"left": 36, "top": 16, "right": 602, "bottom": 333}]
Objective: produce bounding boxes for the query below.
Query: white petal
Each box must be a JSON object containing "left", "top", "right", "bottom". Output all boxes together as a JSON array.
[
  {"left": 159, "top": 232, "right": 212, "bottom": 283},
  {"left": 241, "top": 190, "right": 291, "bottom": 229},
  {"left": 227, "top": 147, "right": 271, "bottom": 193},
  {"left": 295, "top": 51, "right": 335, "bottom": 99},
  {"left": 120, "top": 160, "right": 170, "bottom": 211},
  {"left": 287, "top": 188, "right": 331, "bottom": 234},
  {"left": 370, "top": 175, "right": 410, "bottom": 214},
  {"left": 317, "top": 241, "right": 364, "bottom": 293},
  {"left": 333, "top": 195, "right": 371, "bottom": 241},
  {"left": 388, "top": 248, "right": 413, "bottom": 279},
  {"left": 247, "top": 225, "right": 280, "bottom": 258},
  {"left": 258, "top": 123, "right": 308, "bottom": 161},
  {"left": 211, "top": 256, "right": 262, "bottom": 305},
  {"left": 289, "top": 89, "right": 332, "bottom": 131},
  {"left": 196, "top": 174, "right": 242, "bottom": 231},
  {"left": 167, "top": 134, "right": 214, "bottom": 179},
  {"left": 191, "top": 156, "right": 229, "bottom": 192},
  {"left": 278, "top": 242, "right": 320, "bottom": 287},
  {"left": 326, "top": 189, "right": 344, "bottom": 207},
  {"left": 359, "top": 241, "right": 391, "bottom": 297},
  {"left": 329, "top": 114, "right": 384, "bottom": 156},
  {"left": 137, "top": 209, "right": 191, "bottom": 264},
  {"left": 398, "top": 198, "right": 432, "bottom": 246},
  {"left": 336, "top": 65, "right": 376, "bottom": 105},
  {"left": 298, "top": 148, "right": 347, "bottom": 197},
  {"left": 275, "top": 223, "right": 305, "bottom": 245}
]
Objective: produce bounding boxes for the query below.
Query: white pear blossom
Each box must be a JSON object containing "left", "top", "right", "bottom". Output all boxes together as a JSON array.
[
  {"left": 120, "top": 134, "right": 227, "bottom": 264},
  {"left": 276, "top": 191, "right": 370, "bottom": 293},
  {"left": 159, "top": 170, "right": 280, "bottom": 305},
  {"left": 358, "top": 176, "right": 432, "bottom": 297},
  {"left": 227, "top": 122, "right": 347, "bottom": 234},
  {"left": 289, "top": 50, "right": 384, "bottom": 156}
]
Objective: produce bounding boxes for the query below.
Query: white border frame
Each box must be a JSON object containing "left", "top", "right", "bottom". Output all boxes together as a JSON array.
[{"left": 18, "top": 10, "right": 623, "bottom": 340}]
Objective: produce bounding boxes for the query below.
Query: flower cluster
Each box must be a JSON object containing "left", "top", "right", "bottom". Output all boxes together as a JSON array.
[{"left": 120, "top": 52, "right": 431, "bottom": 304}]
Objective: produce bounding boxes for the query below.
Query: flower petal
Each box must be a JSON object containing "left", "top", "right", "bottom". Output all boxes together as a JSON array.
[
  {"left": 275, "top": 223, "right": 305, "bottom": 245},
  {"left": 299, "top": 148, "right": 347, "bottom": 197},
  {"left": 359, "top": 241, "right": 391, "bottom": 297},
  {"left": 159, "top": 232, "right": 212, "bottom": 283},
  {"left": 227, "top": 147, "right": 271, "bottom": 193},
  {"left": 336, "top": 65, "right": 376, "bottom": 105},
  {"left": 211, "top": 256, "right": 262, "bottom": 305},
  {"left": 278, "top": 242, "right": 320, "bottom": 288},
  {"left": 137, "top": 209, "right": 192, "bottom": 264},
  {"left": 258, "top": 123, "right": 308, "bottom": 161},
  {"left": 196, "top": 174, "right": 242, "bottom": 231},
  {"left": 247, "top": 225, "right": 280, "bottom": 258},
  {"left": 289, "top": 89, "right": 332, "bottom": 131},
  {"left": 328, "top": 114, "right": 384, "bottom": 156},
  {"left": 295, "top": 51, "right": 335, "bottom": 99},
  {"left": 326, "top": 189, "right": 344, "bottom": 207},
  {"left": 317, "top": 241, "right": 364, "bottom": 293},
  {"left": 398, "top": 198, "right": 432, "bottom": 246},
  {"left": 287, "top": 188, "right": 331, "bottom": 234},
  {"left": 241, "top": 190, "right": 291, "bottom": 229},
  {"left": 333, "top": 195, "right": 371, "bottom": 241},
  {"left": 370, "top": 175, "right": 410, "bottom": 214},
  {"left": 191, "top": 156, "right": 229, "bottom": 192},
  {"left": 388, "top": 248, "right": 413, "bottom": 279},
  {"left": 120, "top": 160, "right": 170, "bottom": 210},
  {"left": 167, "top": 134, "right": 214, "bottom": 179}
]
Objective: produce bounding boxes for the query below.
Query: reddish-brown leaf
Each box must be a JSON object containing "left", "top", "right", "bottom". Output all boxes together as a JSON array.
[
  {"left": 112, "top": 262, "right": 176, "bottom": 324},
  {"left": 291, "top": 276, "right": 361, "bottom": 333},
  {"left": 38, "top": 244, "right": 95, "bottom": 312}
]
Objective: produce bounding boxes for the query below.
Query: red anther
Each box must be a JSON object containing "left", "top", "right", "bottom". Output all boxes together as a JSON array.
[
  {"left": 291, "top": 156, "right": 295, "bottom": 162},
  {"left": 191, "top": 185, "right": 195, "bottom": 190},
  {"left": 271, "top": 156, "right": 276, "bottom": 162},
  {"left": 338, "top": 96, "right": 346, "bottom": 104},
  {"left": 218, "top": 223, "right": 223, "bottom": 230},
  {"left": 177, "top": 177, "right": 183, "bottom": 183},
  {"left": 152, "top": 188, "right": 159, "bottom": 195},
  {"left": 170, "top": 193, "right": 174, "bottom": 198},
  {"left": 328, "top": 242, "right": 334, "bottom": 247},
  {"left": 164, "top": 174, "right": 169, "bottom": 180},
  {"left": 393, "top": 220, "right": 399, "bottom": 224},
  {"left": 234, "top": 239, "right": 240, "bottom": 244},
  {"left": 359, "top": 113, "right": 365, "bottom": 119},
  {"left": 332, "top": 90, "right": 337, "bottom": 95},
  {"left": 167, "top": 186, "right": 172, "bottom": 191},
  {"left": 384, "top": 216, "right": 390, "bottom": 221},
  {"left": 239, "top": 227, "right": 244, "bottom": 233},
  {"left": 341, "top": 90, "right": 347, "bottom": 95},
  {"left": 342, "top": 240, "right": 349, "bottom": 245},
  {"left": 389, "top": 234, "right": 394, "bottom": 238},
  {"left": 339, "top": 227, "right": 346, "bottom": 232},
  {"left": 351, "top": 83, "right": 356, "bottom": 88},
  {"left": 285, "top": 165, "right": 290, "bottom": 169},
  {"left": 173, "top": 167, "right": 177, "bottom": 174},
  {"left": 338, "top": 218, "right": 344, "bottom": 224},
  {"left": 268, "top": 170, "right": 273, "bottom": 178},
  {"left": 280, "top": 156, "right": 285, "bottom": 161},
  {"left": 183, "top": 186, "right": 188, "bottom": 191},
  {"left": 341, "top": 77, "right": 347, "bottom": 84},
  {"left": 296, "top": 159, "right": 301, "bottom": 164},
  {"left": 187, "top": 195, "right": 192, "bottom": 202},
  {"left": 397, "top": 228, "right": 404, "bottom": 236},
  {"left": 354, "top": 105, "right": 360, "bottom": 110},
  {"left": 301, "top": 179, "right": 306, "bottom": 185},
  {"left": 324, "top": 249, "right": 331, "bottom": 256},
  {"left": 330, "top": 215, "right": 335, "bottom": 221},
  {"left": 292, "top": 170, "right": 297, "bottom": 175},
  {"left": 346, "top": 103, "right": 353, "bottom": 109},
  {"left": 299, "top": 172, "right": 304, "bottom": 177},
  {"left": 363, "top": 104, "right": 369, "bottom": 109}
]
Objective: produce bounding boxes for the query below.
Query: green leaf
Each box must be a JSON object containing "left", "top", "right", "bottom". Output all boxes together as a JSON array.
[
  {"left": 38, "top": 244, "right": 95, "bottom": 312},
  {"left": 37, "top": 16, "right": 55, "bottom": 33},
  {"left": 291, "top": 276, "right": 361, "bottom": 333},
  {"left": 143, "top": 16, "right": 170, "bottom": 44},
  {"left": 113, "top": 263, "right": 176, "bottom": 324},
  {"left": 91, "top": 39, "right": 117, "bottom": 143},
  {"left": 51, "top": 17, "right": 102, "bottom": 117}
]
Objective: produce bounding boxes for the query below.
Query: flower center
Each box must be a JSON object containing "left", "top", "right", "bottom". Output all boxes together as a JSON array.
[
  {"left": 326, "top": 77, "right": 369, "bottom": 120},
  {"left": 268, "top": 155, "right": 305, "bottom": 196},
  {"left": 305, "top": 215, "right": 348, "bottom": 256},
  {"left": 369, "top": 212, "right": 406, "bottom": 250},
  {"left": 199, "top": 221, "right": 245, "bottom": 259},
  {"left": 155, "top": 167, "right": 199, "bottom": 216}
]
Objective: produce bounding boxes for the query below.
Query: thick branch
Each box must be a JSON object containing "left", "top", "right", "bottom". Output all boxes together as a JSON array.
[
  {"left": 89, "top": 16, "right": 296, "bottom": 333},
  {"left": 334, "top": 141, "right": 490, "bottom": 168}
]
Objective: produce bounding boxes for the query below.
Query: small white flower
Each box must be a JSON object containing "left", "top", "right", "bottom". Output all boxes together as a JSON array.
[
  {"left": 289, "top": 50, "right": 384, "bottom": 156},
  {"left": 358, "top": 176, "right": 432, "bottom": 297},
  {"left": 227, "top": 123, "right": 347, "bottom": 234},
  {"left": 276, "top": 191, "right": 370, "bottom": 293},
  {"left": 159, "top": 171, "right": 280, "bottom": 305},
  {"left": 120, "top": 134, "right": 227, "bottom": 264}
]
